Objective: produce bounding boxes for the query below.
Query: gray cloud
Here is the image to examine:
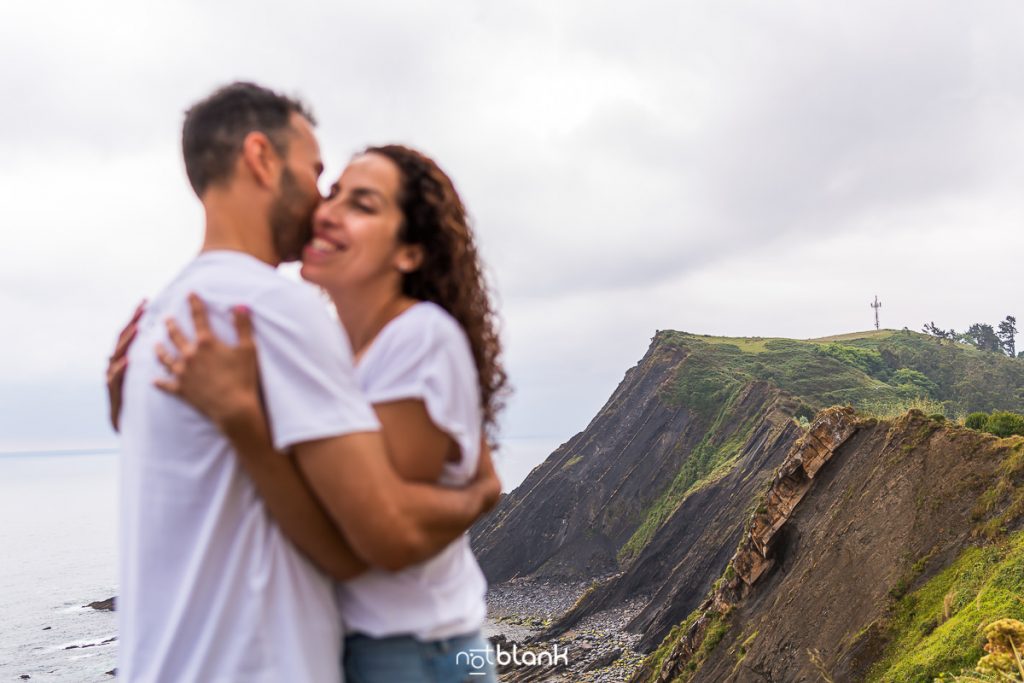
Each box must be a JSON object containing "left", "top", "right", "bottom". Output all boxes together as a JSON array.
[{"left": 1, "top": 0, "right": 1022, "bottom": 447}]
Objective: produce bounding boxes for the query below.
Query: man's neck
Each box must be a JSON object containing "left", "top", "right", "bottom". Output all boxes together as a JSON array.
[{"left": 200, "top": 191, "right": 279, "bottom": 267}]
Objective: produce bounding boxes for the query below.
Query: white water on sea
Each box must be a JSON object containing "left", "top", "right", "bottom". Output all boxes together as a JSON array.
[
  {"left": 0, "top": 451, "right": 118, "bottom": 681},
  {"left": 0, "top": 436, "right": 564, "bottom": 681}
]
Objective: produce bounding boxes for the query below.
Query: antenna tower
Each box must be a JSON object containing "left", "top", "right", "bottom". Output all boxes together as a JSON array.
[{"left": 870, "top": 295, "right": 882, "bottom": 330}]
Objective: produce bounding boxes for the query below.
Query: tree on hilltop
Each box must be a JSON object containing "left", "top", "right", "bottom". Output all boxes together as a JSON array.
[
  {"left": 922, "top": 321, "right": 954, "bottom": 342},
  {"left": 924, "top": 315, "right": 1019, "bottom": 358},
  {"left": 963, "top": 323, "right": 1002, "bottom": 353},
  {"left": 997, "top": 315, "right": 1017, "bottom": 358}
]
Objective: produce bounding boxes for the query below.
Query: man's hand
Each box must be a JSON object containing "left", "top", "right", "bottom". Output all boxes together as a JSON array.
[{"left": 106, "top": 300, "right": 146, "bottom": 432}]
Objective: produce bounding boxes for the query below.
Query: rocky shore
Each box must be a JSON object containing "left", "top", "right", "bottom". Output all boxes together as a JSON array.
[{"left": 484, "top": 578, "right": 648, "bottom": 682}]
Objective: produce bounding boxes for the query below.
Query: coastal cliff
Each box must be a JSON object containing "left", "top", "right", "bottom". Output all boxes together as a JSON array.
[
  {"left": 633, "top": 408, "right": 1024, "bottom": 682},
  {"left": 473, "top": 329, "right": 1024, "bottom": 681}
]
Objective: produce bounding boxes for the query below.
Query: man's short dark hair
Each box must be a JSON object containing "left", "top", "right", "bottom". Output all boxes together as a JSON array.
[{"left": 182, "top": 82, "right": 316, "bottom": 197}]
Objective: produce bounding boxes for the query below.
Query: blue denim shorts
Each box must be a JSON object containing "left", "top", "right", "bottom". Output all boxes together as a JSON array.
[{"left": 344, "top": 630, "right": 498, "bottom": 683}]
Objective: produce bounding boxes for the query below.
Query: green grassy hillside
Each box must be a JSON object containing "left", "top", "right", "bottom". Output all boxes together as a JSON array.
[{"left": 657, "top": 328, "right": 1024, "bottom": 419}]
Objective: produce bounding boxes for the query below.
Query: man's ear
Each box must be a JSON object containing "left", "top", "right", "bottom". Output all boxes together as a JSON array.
[
  {"left": 395, "top": 244, "right": 425, "bottom": 274},
  {"left": 240, "top": 131, "right": 280, "bottom": 189}
]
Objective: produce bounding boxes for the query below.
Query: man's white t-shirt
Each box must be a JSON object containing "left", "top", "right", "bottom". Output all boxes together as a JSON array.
[
  {"left": 118, "top": 251, "right": 380, "bottom": 682},
  {"left": 336, "top": 301, "right": 488, "bottom": 641}
]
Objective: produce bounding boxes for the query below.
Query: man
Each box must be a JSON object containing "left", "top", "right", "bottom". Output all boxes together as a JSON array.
[{"left": 112, "top": 82, "right": 499, "bottom": 682}]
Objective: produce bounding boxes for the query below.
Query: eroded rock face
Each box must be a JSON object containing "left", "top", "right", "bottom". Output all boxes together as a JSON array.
[
  {"left": 603, "top": 393, "right": 800, "bottom": 651},
  {"left": 635, "top": 409, "right": 1018, "bottom": 683},
  {"left": 628, "top": 407, "right": 862, "bottom": 683},
  {"left": 472, "top": 339, "right": 703, "bottom": 584}
]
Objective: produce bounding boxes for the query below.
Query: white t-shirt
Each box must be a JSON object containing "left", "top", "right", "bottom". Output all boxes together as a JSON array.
[
  {"left": 336, "top": 301, "right": 488, "bottom": 641},
  {"left": 118, "top": 251, "right": 380, "bottom": 683}
]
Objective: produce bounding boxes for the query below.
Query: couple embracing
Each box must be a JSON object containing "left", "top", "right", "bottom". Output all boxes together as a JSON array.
[{"left": 107, "top": 82, "right": 506, "bottom": 682}]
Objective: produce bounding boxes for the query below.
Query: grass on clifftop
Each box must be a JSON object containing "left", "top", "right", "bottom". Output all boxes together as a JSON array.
[{"left": 657, "top": 329, "right": 1024, "bottom": 418}]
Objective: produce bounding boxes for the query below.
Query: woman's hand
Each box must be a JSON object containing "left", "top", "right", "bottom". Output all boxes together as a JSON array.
[
  {"left": 107, "top": 300, "right": 146, "bottom": 432},
  {"left": 154, "top": 293, "right": 263, "bottom": 428}
]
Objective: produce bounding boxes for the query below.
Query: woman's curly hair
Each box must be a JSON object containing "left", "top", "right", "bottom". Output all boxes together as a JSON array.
[{"left": 364, "top": 144, "right": 509, "bottom": 440}]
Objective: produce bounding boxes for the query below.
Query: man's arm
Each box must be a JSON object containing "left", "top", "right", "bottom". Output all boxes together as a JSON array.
[
  {"left": 219, "top": 403, "right": 369, "bottom": 581},
  {"left": 218, "top": 398, "right": 500, "bottom": 577},
  {"left": 288, "top": 427, "right": 498, "bottom": 571},
  {"left": 222, "top": 398, "right": 497, "bottom": 571},
  {"left": 218, "top": 398, "right": 497, "bottom": 574}
]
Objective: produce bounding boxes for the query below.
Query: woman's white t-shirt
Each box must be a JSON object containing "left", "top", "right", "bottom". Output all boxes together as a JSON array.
[{"left": 336, "top": 301, "right": 488, "bottom": 640}]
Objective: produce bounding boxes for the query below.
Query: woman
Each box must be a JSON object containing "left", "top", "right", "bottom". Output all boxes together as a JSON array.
[{"left": 117, "top": 145, "right": 507, "bottom": 682}]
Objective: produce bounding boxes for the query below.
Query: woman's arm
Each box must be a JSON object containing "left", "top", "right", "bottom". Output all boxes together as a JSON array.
[
  {"left": 373, "top": 399, "right": 456, "bottom": 483},
  {"left": 372, "top": 399, "right": 501, "bottom": 540},
  {"left": 155, "top": 295, "right": 367, "bottom": 581}
]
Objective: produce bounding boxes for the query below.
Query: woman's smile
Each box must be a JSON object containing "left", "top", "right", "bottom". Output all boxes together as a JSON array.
[{"left": 303, "top": 233, "right": 347, "bottom": 262}]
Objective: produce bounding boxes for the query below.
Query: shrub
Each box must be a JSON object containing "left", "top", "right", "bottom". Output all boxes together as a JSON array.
[
  {"left": 985, "top": 412, "right": 1024, "bottom": 438},
  {"left": 965, "top": 413, "right": 990, "bottom": 430},
  {"left": 891, "top": 368, "right": 940, "bottom": 398},
  {"left": 819, "top": 343, "right": 887, "bottom": 378}
]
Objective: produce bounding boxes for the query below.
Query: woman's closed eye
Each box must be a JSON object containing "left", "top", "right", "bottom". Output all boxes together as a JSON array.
[{"left": 350, "top": 199, "right": 377, "bottom": 213}]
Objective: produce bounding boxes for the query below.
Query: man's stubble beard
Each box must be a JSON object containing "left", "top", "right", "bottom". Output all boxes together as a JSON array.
[{"left": 269, "top": 166, "right": 317, "bottom": 263}]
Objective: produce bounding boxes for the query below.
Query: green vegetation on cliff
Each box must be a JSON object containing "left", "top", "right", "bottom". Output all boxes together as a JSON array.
[
  {"left": 866, "top": 531, "right": 1024, "bottom": 682},
  {"left": 633, "top": 410, "right": 1024, "bottom": 683},
  {"left": 640, "top": 607, "right": 731, "bottom": 683},
  {"left": 619, "top": 385, "right": 761, "bottom": 563}
]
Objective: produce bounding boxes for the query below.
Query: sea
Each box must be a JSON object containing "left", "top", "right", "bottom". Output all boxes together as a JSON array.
[{"left": 0, "top": 437, "right": 563, "bottom": 681}]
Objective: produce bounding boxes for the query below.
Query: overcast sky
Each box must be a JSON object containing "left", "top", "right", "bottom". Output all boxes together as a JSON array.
[{"left": 2, "top": 0, "right": 1023, "bottom": 451}]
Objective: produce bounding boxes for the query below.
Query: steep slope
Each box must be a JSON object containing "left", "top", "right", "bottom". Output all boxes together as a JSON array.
[
  {"left": 633, "top": 409, "right": 1024, "bottom": 682},
  {"left": 548, "top": 395, "right": 800, "bottom": 651},
  {"left": 474, "top": 329, "right": 1024, "bottom": 661},
  {"left": 474, "top": 339, "right": 712, "bottom": 582}
]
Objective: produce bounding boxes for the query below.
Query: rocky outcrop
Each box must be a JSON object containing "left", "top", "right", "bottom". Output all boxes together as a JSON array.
[
  {"left": 86, "top": 597, "right": 116, "bottom": 611},
  {"left": 733, "top": 407, "right": 859, "bottom": 587}
]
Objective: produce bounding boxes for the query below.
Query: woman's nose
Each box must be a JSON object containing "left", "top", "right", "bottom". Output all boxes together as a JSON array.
[{"left": 313, "top": 203, "right": 334, "bottom": 230}]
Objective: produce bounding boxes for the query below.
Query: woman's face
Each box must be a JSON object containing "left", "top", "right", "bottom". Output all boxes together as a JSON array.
[{"left": 301, "top": 153, "right": 421, "bottom": 293}]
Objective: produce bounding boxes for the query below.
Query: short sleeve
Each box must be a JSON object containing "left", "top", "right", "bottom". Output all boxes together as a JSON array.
[
  {"left": 359, "top": 305, "right": 481, "bottom": 477},
  {"left": 252, "top": 283, "right": 380, "bottom": 452}
]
